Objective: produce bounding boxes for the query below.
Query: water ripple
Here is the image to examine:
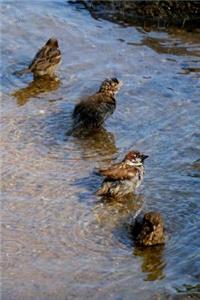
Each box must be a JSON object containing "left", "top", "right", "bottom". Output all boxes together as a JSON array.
[{"left": 1, "top": 1, "right": 200, "bottom": 299}]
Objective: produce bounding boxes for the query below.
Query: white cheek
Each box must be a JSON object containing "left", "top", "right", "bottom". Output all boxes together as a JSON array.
[{"left": 126, "top": 161, "right": 134, "bottom": 166}]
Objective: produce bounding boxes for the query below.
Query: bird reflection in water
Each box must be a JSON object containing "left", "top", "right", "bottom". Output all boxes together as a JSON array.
[
  {"left": 71, "top": 126, "right": 117, "bottom": 161},
  {"left": 94, "top": 194, "right": 144, "bottom": 228},
  {"left": 12, "top": 76, "right": 60, "bottom": 106},
  {"left": 133, "top": 244, "right": 166, "bottom": 281}
]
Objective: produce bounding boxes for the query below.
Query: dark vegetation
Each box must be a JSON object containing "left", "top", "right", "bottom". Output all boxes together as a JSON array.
[{"left": 72, "top": 0, "right": 200, "bottom": 30}]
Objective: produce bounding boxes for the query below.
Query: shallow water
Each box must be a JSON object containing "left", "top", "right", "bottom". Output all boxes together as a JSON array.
[{"left": 1, "top": 1, "right": 200, "bottom": 300}]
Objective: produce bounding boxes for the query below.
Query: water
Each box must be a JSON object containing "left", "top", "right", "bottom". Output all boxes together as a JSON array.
[{"left": 1, "top": 1, "right": 200, "bottom": 299}]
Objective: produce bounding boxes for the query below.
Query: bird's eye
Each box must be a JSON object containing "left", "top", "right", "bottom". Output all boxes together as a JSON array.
[{"left": 111, "top": 78, "right": 119, "bottom": 83}]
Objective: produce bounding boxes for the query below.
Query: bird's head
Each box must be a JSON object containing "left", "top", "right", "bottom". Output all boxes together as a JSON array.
[
  {"left": 99, "top": 78, "right": 123, "bottom": 96},
  {"left": 124, "top": 151, "right": 148, "bottom": 166}
]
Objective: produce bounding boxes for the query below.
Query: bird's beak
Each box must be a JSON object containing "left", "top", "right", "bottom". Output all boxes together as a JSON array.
[{"left": 141, "top": 154, "right": 149, "bottom": 161}]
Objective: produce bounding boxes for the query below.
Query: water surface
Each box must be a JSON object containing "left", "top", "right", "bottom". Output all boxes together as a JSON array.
[{"left": 1, "top": 1, "right": 200, "bottom": 300}]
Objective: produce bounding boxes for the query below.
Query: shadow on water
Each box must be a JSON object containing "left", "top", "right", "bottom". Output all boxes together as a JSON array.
[
  {"left": 133, "top": 244, "right": 166, "bottom": 281},
  {"left": 12, "top": 76, "right": 61, "bottom": 106}
]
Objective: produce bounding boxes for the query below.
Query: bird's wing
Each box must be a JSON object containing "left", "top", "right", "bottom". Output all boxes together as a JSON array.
[
  {"left": 29, "top": 44, "right": 61, "bottom": 71},
  {"left": 73, "top": 93, "right": 115, "bottom": 118},
  {"left": 99, "top": 165, "right": 138, "bottom": 180},
  {"left": 94, "top": 93, "right": 116, "bottom": 114}
]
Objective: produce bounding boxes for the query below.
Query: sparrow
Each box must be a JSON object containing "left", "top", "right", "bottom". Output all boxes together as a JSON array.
[
  {"left": 16, "top": 37, "right": 61, "bottom": 79},
  {"left": 133, "top": 212, "right": 165, "bottom": 246},
  {"left": 72, "top": 78, "right": 123, "bottom": 129},
  {"left": 96, "top": 150, "right": 148, "bottom": 197}
]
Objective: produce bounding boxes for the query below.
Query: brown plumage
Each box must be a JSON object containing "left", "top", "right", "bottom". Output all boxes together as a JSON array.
[
  {"left": 133, "top": 212, "right": 165, "bottom": 246},
  {"left": 96, "top": 150, "right": 148, "bottom": 197},
  {"left": 72, "top": 78, "right": 123, "bottom": 129},
  {"left": 16, "top": 38, "right": 61, "bottom": 79}
]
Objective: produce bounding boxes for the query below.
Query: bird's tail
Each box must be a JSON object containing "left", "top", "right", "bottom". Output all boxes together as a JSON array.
[{"left": 14, "top": 68, "right": 31, "bottom": 76}]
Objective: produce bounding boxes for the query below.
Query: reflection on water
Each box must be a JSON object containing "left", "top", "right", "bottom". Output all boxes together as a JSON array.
[
  {"left": 70, "top": 127, "right": 117, "bottom": 161},
  {"left": 94, "top": 194, "right": 144, "bottom": 226},
  {"left": 175, "top": 283, "right": 200, "bottom": 298},
  {"left": 12, "top": 76, "right": 61, "bottom": 106},
  {"left": 181, "top": 67, "right": 200, "bottom": 75},
  {"left": 133, "top": 244, "right": 166, "bottom": 281}
]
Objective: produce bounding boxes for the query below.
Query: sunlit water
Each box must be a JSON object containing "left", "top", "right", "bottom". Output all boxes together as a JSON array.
[{"left": 1, "top": 1, "right": 200, "bottom": 300}]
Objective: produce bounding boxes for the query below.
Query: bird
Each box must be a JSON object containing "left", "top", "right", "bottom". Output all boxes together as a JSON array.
[
  {"left": 96, "top": 150, "right": 148, "bottom": 197},
  {"left": 72, "top": 78, "right": 123, "bottom": 129},
  {"left": 16, "top": 37, "right": 61, "bottom": 79},
  {"left": 133, "top": 212, "right": 165, "bottom": 246}
]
